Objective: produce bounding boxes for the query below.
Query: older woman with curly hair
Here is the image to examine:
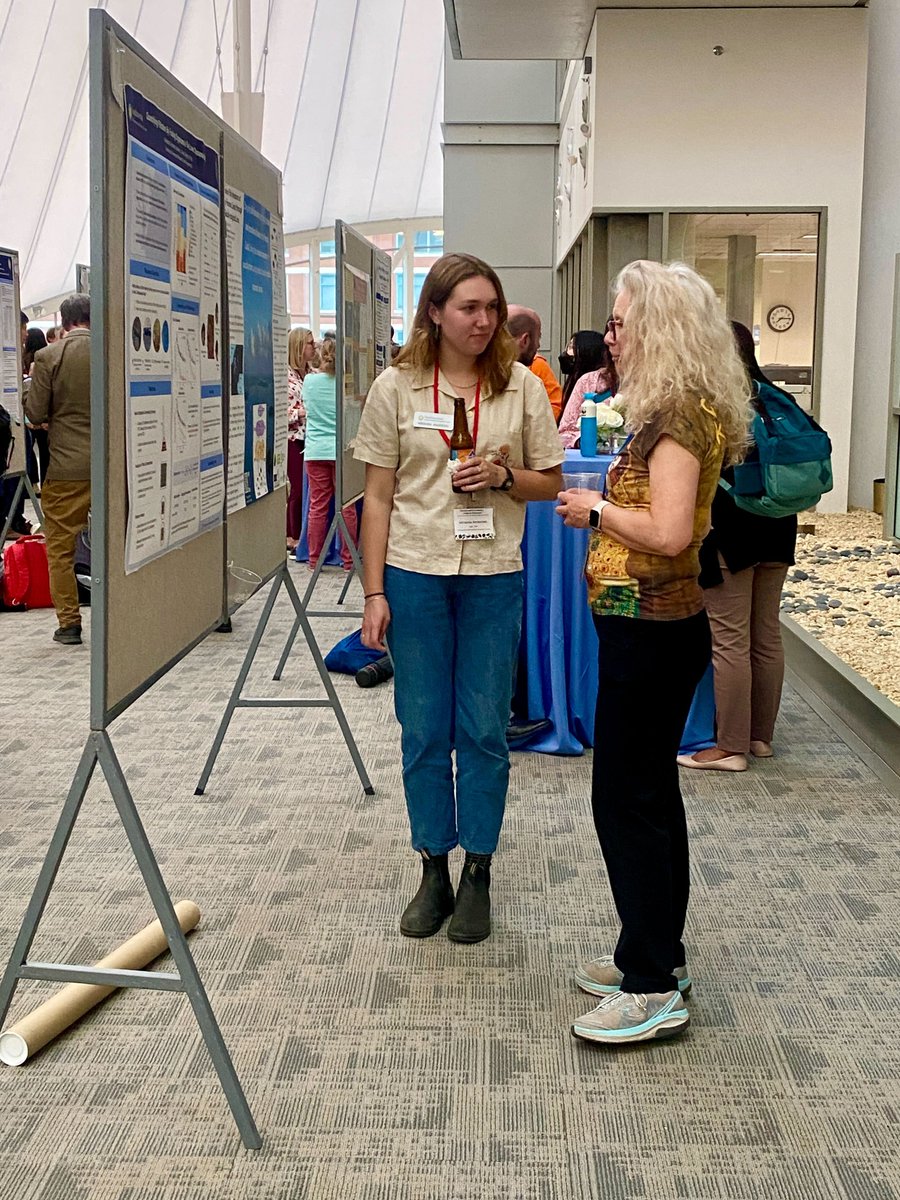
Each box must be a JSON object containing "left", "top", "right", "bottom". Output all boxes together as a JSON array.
[{"left": 556, "top": 260, "right": 752, "bottom": 1046}]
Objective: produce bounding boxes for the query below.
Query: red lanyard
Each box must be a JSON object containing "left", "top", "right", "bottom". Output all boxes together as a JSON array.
[{"left": 434, "top": 361, "right": 480, "bottom": 450}]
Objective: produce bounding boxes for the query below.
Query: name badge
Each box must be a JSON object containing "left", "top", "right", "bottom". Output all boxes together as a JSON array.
[
  {"left": 454, "top": 507, "right": 495, "bottom": 541},
  {"left": 413, "top": 411, "right": 453, "bottom": 431}
]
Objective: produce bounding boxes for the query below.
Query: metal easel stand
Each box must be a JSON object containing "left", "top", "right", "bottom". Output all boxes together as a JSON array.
[
  {"left": 0, "top": 729, "right": 261, "bottom": 1150},
  {"left": 0, "top": 471, "right": 44, "bottom": 543},
  {"left": 196, "top": 558, "right": 374, "bottom": 797},
  {"left": 272, "top": 509, "right": 363, "bottom": 682}
]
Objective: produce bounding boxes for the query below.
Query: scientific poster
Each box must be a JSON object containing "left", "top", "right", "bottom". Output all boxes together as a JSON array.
[
  {"left": 270, "top": 216, "right": 289, "bottom": 491},
  {"left": 341, "top": 263, "right": 371, "bottom": 460},
  {"left": 0, "top": 252, "right": 22, "bottom": 445},
  {"left": 223, "top": 186, "right": 287, "bottom": 512},
  {"left": 123, "top": 87, "right": 224, "bottom": 573},
  {"left": 373, "top": 249, "right": 391, "bottom": 378},
  {"left": 241, "top": 195, "right": 274, "bottom": 504},
  {"left": 224, "top": 186, "right": 245, "bottom": 515}
]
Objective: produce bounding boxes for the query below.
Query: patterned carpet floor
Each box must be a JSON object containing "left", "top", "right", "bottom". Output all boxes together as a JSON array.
[{"left": 1, "top": 563, "right": 899, "bottom": 1200}]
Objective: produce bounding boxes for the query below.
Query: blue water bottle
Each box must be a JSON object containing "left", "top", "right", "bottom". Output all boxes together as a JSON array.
[{"left": 579, "top": 394, "right": 598, "bottom": 458}]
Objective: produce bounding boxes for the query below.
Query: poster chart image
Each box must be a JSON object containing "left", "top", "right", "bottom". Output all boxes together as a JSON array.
[
  {"left": 0, "top": 252, "right": 22, "bottom": 430},
  {"left": 123, "top": 86, "right": 224, "bottom": 573},
  {"left": 341, "top": 262, "right": 371, "bottom": 460},
  {"left": 223, "top": 186, "right": 286, "bottom": 512}
]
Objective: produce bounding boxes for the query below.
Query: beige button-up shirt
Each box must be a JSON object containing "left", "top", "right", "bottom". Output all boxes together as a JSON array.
[{"left": 354, "top": 361, "right": 564, "bottom": 576}]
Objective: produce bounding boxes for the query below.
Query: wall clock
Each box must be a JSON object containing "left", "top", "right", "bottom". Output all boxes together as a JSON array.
[{"left": 766, "top": 304, "right": 794, "bottom": 333}]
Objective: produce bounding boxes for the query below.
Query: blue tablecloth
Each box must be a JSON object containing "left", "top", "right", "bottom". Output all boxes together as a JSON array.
[{"left": 517, "top": 449, "right": 715, "bottom": 755}]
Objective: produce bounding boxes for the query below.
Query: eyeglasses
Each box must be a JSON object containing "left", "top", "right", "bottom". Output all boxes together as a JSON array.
[{"left": 605, "top": 319, "right": 621, "bottom": 341}]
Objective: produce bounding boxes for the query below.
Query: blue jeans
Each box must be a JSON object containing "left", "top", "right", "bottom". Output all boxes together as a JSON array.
[{"left": 384, "top": 566, "right": 524, "bottom": 856}]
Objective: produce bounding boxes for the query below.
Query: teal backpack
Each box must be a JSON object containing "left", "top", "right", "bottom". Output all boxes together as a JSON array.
[{"left": 719, "top": 380, "right": 833, "bottom": 518}]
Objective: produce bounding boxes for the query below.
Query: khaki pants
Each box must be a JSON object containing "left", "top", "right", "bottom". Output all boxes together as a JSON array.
[
  {"left": 702, "top": 560, "right": 789, "bottom": 754},
  {"left": 41, "top": 480, "right": 91, "bottom": 629}
]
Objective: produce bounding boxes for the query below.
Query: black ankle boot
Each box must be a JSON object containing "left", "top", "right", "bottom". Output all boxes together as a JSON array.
[
  {"left": 400, "top": 852, "right": 455, "bottom": 938},
  {"left": 447, "top": 853, "right": 492, "bottom": 944}
]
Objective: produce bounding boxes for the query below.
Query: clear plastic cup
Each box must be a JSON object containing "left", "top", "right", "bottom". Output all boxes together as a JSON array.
[
  {"left": 227, "top": 562, "right": 262, "bottom": 605},
  {"left": 561, "top": 472, "right": 603, "bottom": 494}
]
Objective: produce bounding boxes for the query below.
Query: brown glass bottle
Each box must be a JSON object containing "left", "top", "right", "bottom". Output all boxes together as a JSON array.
[{"left": 450, "top": 396, "right": 474, "bottom": 493}]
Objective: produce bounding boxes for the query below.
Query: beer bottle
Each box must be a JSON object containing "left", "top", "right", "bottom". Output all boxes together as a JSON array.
[{"left": 450, "top": 396, "right": 474, "bottom": 493}]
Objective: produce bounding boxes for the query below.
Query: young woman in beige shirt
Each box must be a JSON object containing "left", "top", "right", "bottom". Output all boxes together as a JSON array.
[{"left": 355, "top": 254, "right": 563, "bottom": 944}]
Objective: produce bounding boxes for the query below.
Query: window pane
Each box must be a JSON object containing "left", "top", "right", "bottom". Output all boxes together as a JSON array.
[
  {"left": 414, "top": 230, "right": 443, "bottom": 254},
  {"left": 320, "top": 270, "right": 336, "bottom": 314}
]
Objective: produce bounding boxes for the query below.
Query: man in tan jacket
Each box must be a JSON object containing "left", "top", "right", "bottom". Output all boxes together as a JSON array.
[{"left": 25, "top": 294, "right": 91, "bottom": 645}]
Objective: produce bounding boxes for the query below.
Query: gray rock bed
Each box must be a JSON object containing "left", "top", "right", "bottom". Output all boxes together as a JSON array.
[{"left": 781, "top": 509, "right": 900, "bottom": 705}]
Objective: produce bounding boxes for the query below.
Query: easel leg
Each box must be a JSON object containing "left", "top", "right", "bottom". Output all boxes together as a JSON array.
[
  {"left": 0, "top": 740, "right": 99, "bottom": 1027},
  {"left": 96, "top": 732, "right": 261, "bottom": 1150},
  {"left": 24, "top": 475, "right": 43, "bottom": 530},
  {"left": 0, "top": 475, "right": 26, "bottom": 544},
  {"left": 273, "top": 510, "right": 339, "bottom": 680},
  {"left": 283, "top": 569, "right": 374, "bottom": 795},
  {"left": 301, "top": 511, "right": 339, "bottom": 607},
  {"left": 196, "top": 573, "right": 283, "bottom": 795},
  {"left": 272, "top": 612, "right": 301, "bottom": 682},
  {"left": 334, "top": 511, "right": 363, "bottom": 607}
]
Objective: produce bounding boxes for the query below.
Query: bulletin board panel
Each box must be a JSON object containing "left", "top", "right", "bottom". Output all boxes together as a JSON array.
[
  {"left": 90, "top": 13, "right": 227, "bottom": 728},
  {"left": 336, "top": 221, "right": 387, "bottom": 509},
  {"left": 221, "top": 126, "right": 287, "bottom": 610},
  {"left": 1, "top": 247, "right": 26, "bottom": 478}
]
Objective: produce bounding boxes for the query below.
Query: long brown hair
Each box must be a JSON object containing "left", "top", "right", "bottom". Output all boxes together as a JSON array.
[{"left": 394, "top": 253, "right": 517, "bottom": 397}]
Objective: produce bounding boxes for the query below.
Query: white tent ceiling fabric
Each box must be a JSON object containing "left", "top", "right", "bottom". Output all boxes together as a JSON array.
[{"left": 0, "top": 0, "right": 445, "bottom": 307}]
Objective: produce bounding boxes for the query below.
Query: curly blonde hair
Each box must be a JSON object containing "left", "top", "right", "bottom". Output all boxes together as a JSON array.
[
  {"left": 614, "top": 260, "right": 752, "bottom": 465},
  {"left": 394, "top": 253, "right": 518, "bottom": 398}
]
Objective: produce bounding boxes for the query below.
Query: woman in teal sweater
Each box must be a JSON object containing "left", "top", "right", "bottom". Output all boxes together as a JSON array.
[{"left": 303, "top": 337, "right": 358, "bottom": 570}]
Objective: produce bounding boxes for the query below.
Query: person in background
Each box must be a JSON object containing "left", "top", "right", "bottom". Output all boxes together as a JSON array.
[
  {"left": 1, "top": 312, "right": 32, "bottom": 538},
  {"left": 303, "top": 335, "right": 359, "bottom": 571},
  {"left": 556, "top": 261, "right": 751, "bottom": 1045},
  {"left": 356, "top": 253, "right": 563, "bottom": 944},
  {"left": 24, "top": 294, "right": 92, "bottom": 645},
  {"left": 558, "top": 320, "right": 619, "bottom": 449},
  {"left": 286, "top": 326, "right": 315, "bottom": 552},
  {"left": 390, "top": 326, "right": 401, "bottom": 362},
  {"left": 558, "top": 330, "right": 609, "bottom": 420},
  {"left": 677, "top": 321, "right": 798, "bottom": 772},
  {"left": 506, "top": 304, "right": 563, "bottom": 422},
  {"left": 45, "top": 326, "right": 61, "bottom": 344},
  {"left": 23, "top": 327, "right": 50, "bottom": 491}
]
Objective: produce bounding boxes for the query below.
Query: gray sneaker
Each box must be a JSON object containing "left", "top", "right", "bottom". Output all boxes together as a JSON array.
[
  {"left": 575, "top": 955, "right": 692, "bottom": 997},
  {"left": 572, "top": 989, "right": 689, "bottom": 1045}
]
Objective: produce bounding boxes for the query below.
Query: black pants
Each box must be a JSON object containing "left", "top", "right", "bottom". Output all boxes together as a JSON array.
[{"left": 591, "top": 610, "right": 711, "bottom": 994}]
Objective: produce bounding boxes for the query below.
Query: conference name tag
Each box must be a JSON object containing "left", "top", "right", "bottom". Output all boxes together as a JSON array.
[
  {"left": 454, "top": 507, "right": 495, "bottom": 541},
  {"left": 413, "top": 411, "right": 453, "bottom": 431}
]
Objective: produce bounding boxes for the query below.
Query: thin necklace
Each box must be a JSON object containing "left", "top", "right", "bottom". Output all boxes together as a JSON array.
[{"left": 442, "top": 371, "right": 479, "bottom": 388}]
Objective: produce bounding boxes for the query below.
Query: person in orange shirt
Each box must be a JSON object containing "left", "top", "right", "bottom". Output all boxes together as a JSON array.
[{"left": 507, "top": 305, "right": 563, "bottom": 422}]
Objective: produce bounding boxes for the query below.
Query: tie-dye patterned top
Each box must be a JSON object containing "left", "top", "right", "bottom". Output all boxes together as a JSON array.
[{"left": 585, "top": 395, "right": 725, "bottom": 620}]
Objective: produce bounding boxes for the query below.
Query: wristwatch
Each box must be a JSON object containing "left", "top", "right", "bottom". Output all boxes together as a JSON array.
[
  {"left": 492, "top": 465, "right": 515, "bottom": 493},
  {"left": 589, "top": 500, "right": 609, "bottom": 530}
]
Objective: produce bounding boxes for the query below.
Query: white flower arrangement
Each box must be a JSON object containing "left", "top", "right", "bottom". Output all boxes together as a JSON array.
[{"left": 595, "top": 403, "right": 625, "bottom": 431}]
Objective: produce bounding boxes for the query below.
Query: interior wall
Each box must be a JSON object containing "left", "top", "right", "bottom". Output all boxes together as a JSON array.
[
  {"left": 442, "top": 41, "right": 559, "bottom": 352},
  {"left": 561, "top": 8, "right": 868, "bottom": 512},
  {"left": 755, "top": 258, "right": 817, "bottom": 370},
  {"left": 852, "top": 0, "right": 900, "bottom": 520}
]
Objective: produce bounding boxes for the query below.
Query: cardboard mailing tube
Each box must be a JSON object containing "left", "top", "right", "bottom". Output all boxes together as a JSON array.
[{"left": 0, "top": 900, "right": 201, "bottom": 1066}]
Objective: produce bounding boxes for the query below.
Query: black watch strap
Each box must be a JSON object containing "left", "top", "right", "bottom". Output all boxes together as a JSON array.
[{"left": 492, "top": 465, "right": 515, "bottom": 492}]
